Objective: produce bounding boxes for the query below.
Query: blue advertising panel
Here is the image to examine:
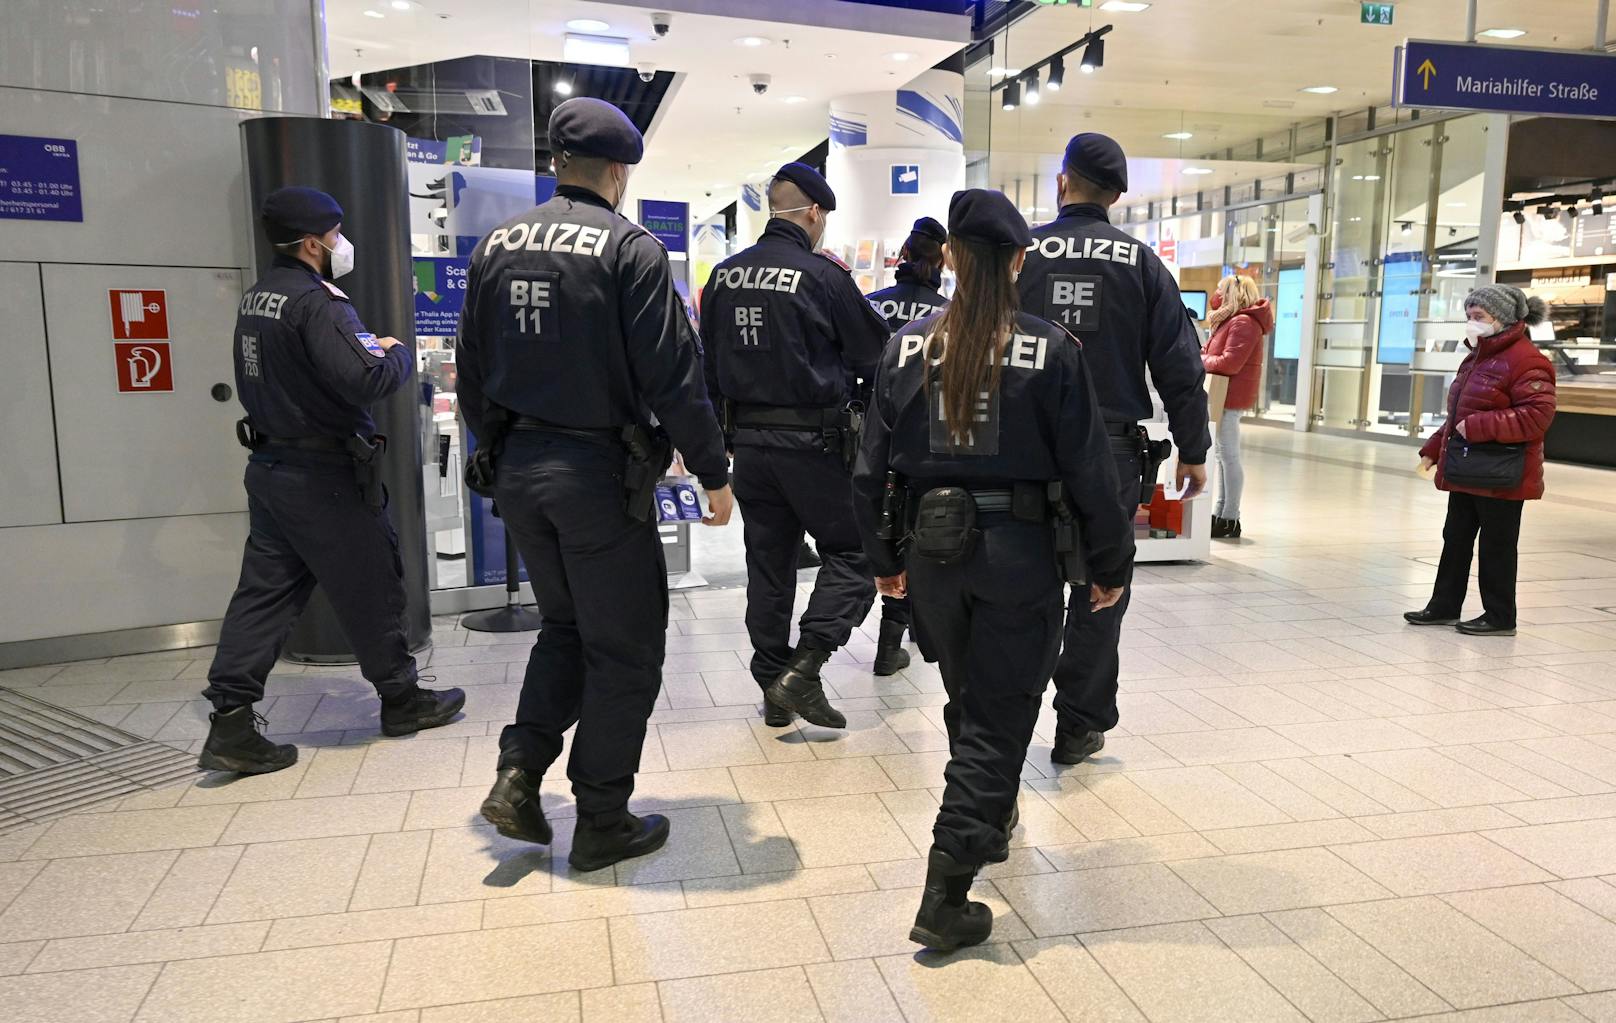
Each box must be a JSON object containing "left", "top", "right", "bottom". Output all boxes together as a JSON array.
[
  {"left": 0, "top": 135, "right": 83, "bottom": 222},
  {"left": 1397, "top": 39, "right": 1616, "bottom": 119},
  {"left": 1274, "top": 267, "right": 1304, "bottom": 360},
  {"left": 413, "top": 258, "right": 468, "bottom": 337},
  {"left": 1377, "top": 252, "right": 1423, "bottom": 365},
  {"left": 638, "top": 199, "right": 689, "bottom": 253}
]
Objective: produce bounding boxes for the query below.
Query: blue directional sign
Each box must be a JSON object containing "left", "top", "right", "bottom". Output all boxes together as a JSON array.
[{"left": 1396, "top": 39, "right": 1616, "bottom": 119}]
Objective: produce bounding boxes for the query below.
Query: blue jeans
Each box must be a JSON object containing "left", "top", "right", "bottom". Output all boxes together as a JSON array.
[{"left": 1214, "top": 409, "right": 1245, "bottom": 520}]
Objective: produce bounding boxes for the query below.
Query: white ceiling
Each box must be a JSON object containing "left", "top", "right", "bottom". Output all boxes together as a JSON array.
[{"left": 325, "top": 0, "right": 969, "bottom": 218}]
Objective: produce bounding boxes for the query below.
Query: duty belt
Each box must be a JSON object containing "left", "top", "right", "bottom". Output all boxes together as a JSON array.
[
  {"left": 907, "top": 483, "right": 1049, "bottom": 523},
  {"left": 509, "top": 415, "right": 619, "bottom": 445},
  {"left": 1103, "top": 420, "right": 1138, "bottom": 439},
  {"left": 730, "top": 404, "right": 844, "bottom": 432},
  {"left": 256, "top": 434, "right": 348, "bottom": 453}
]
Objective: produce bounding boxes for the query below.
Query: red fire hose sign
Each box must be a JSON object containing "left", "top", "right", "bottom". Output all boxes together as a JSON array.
[
  {"left": 115, "top": 342, "right": 173, "bottom": 393},
  {"left": 108, "top": 289, "right": 169, "bottom": 340}
]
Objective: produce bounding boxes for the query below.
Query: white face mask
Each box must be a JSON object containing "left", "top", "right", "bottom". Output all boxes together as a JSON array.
[
  {"left": 320, "top": 234, "right": 355, "bottom": 278},
  {"left": 1464, "top": 319, "right": 1496, "bottom": 341}
]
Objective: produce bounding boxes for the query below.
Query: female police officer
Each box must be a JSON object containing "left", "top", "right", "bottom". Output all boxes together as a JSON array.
[
  {"left": 853, "top": 189, "right": 1133, "bottom": 951},
  {"left": 862, "top": 216, "right": 948, "bottom": 676}
]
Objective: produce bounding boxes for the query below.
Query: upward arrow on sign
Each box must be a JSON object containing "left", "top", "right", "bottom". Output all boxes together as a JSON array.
[{"left": 1416, "top": 58, "right": 1437, "bottom": 88}]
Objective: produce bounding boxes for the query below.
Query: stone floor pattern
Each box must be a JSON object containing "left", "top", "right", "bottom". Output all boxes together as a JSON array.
[{"left": 4, "top": 432, "right": 1616, "bottom": 1023}]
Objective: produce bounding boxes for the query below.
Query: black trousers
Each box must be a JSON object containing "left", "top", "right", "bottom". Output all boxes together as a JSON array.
[
  {"left": 880, "top": 595, "right": 912, "bottom": 628},
  {"left": 204, "top": 459, "right": 418, "bottom": 710},
  {"left": 493, "top": 432, "right": 668, "bottom": 818},
  {"left": 733, "top": 445, "right": 876, "bottom": 687},
  {"left": 1050, "top": 449, "right": 1141, "bottom": 736},
  {"left": 1430, "top": 491, "right": 1524, "bottom": 628},
  {"left": 909, "top": 520, "right": 1064, "bottom": 867}
]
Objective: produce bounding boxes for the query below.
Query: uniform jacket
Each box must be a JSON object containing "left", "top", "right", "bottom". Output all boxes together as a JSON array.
[
  {"left": 233, "top": 254, "right": 411, "bottom": 447},
  {"left": 853, "top": 311, "right": 1135, "bottom": 587},
  {"left": 865, "top": 264, "right": 946, "bottom": 332},
  {"left": 1017, "top": 203, "right": 1211, "bottom": 463},
  {"left": 1418, "top": 321, "right": 1556, "bottom": 502},
  {"left": 700, "top": 218, "right": 891, "bottom": 450},
  {"left": 456, "top": 184, "right": 729, "bottom": 489},
  {"left": 1202, "top": 299, "right": 1272, "bottom": 411}
]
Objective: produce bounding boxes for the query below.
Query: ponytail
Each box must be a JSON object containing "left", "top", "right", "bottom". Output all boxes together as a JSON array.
[{"left": 932, "top": 237, "right": 1018, "bottom": 446}]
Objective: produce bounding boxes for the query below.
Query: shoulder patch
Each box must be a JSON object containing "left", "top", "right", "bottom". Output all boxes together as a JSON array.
[
  {"left": 354, "top": 332, "right": 388, "bottom": 358},
  {"left": 321, "top": 279, "right": 350, "bottom": 301},
  {"left": 816, "top": 250, "right": 852, "bottom": 272}
]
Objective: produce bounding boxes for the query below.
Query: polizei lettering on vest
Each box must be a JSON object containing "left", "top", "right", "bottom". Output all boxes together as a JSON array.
[
  {"left": 897, "top": 331, "right": 1048, "bottom": 370},
  {"left": 715, "top": 266, "right": 804, "bottom": 293},
  {"left": 483, "top": 221, "right": 612, "bottom": 257},
  {"left": 875, "top": 299, "right": 940, "bottom": 323},
  {"left": 1032, "top": 235, "right": 1141, "bottom": 265}
]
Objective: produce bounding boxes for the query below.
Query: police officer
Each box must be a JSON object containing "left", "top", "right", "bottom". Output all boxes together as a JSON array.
[
  {"left": 200, "top": 187, "right": 465, "bottom": 775},
  {"left": 863, "top": 215, "right": 948, "bottom": 676},
  {"left": 1017, "top": 133, "right": 1210, "bottom": 765},
  {"left": 458, "top": 98, "right": 734, "bottom": 872},
  {"left": 854, "top": 188, "right": 1132, "bottom": 951},
  {"left": 701, "top": 163, "right": 889, "bottom": 730}
]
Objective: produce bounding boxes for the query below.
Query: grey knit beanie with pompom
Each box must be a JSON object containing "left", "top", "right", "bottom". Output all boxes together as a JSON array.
[{"left": 1464, "top": 283, "right": 1547, "bottom": 327}]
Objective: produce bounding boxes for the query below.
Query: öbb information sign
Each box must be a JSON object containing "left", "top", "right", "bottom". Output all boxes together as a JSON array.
[{"left": 1396, "top": 39, "right": 1616, "bottom": 119}]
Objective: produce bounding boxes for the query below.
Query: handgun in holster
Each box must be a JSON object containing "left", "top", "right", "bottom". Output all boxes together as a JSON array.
[
  {"left": 875, "top": 471, "right": 909, "bottom": 563},
  {"left": 832, "top": 402, "right": 865, "bottom": 472},
  {"left": 1136, "top": 427, "right": 1174, "bottom": 508},
  {"left": 621, "top": 423, "right": 675, "bottom": 522},
  {"left": 464, "top": 406, "right": 511, "bottom": 499},
  {"left": 235, "top": 418, "right": 262, "bottom": 451},
  {"left": 346, "top": 433, "right": 388, "bottom": 510},
  {"left": 1047, "top": 481, "right": 1089, "bottom": 588}
]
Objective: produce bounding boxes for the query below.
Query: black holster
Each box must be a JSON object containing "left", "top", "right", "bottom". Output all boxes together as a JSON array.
[
  {"left": 1136, "top": 428, "right": 1174, "bottom": 508},
  {"left": 1047, "top": 482, "right": 1089, "bottom": 588},
  {"left": 235, "top": 418, "right": 262, "bottom": 451},
  {"left": 622, "top": 423, "right": 675, "bottom": 522},
  {"left": 836, "top": 402, "right": 864, "bottom": 472},
  {"left": 346, "top": 434, "right": 387, "bottom": 510},
  {"left": 464, "top": 406, "right": 512, "bottom": 499}
]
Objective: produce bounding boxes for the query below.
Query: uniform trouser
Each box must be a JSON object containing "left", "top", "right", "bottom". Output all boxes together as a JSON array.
[
  {"left": 204, "top": 459, "right": 418, "bottom": 710},
  {"left": 492, "top": 433, "right": 668, "bottom": 818},
  {"left": 880, "top": 595, "right": 912, "bottom": 628},
  {"left": 1050, "top": 448, "right": 1142, "bottom": 736},
  {"left": 1429, "top": 491, "right": 1524, "bottom": 629},
  {"left": 908, "top": 521, "right": 1064, "bottom": 867},
  {"left": 733, "top": 445, "right": 876, "bottom": 688}
]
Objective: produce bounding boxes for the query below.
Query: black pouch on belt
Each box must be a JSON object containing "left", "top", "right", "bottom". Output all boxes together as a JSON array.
[
  {"left": 345, "top": 434, "right": 388, "bottom": 510},
  {"left": 910, "top": 487, "right": 978, "bottom": 564}
]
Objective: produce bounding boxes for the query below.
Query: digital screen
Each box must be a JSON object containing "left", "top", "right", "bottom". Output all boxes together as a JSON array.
[
  {"left": 1274, "top": 267, "right": 1304, "bottom": 360},
  {"left": 1181, "top": 291, "right": 1208, "bottom": 319},
  {"left": 1376, "top": 251, "right": 1423, "bottom": 365}
]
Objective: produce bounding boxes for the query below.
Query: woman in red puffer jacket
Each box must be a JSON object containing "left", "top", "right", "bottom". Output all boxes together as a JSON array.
[
  {"left": 1202, "top": 275, "right": 1273, "bottom": 539},
  {"left": 1405, "top": 285, "right": 1555, "bottom": 637}
]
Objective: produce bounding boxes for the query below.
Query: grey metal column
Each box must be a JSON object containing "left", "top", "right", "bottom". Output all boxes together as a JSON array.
[{"left": 241, "top": 115, "right": 433, "bottom": 662}]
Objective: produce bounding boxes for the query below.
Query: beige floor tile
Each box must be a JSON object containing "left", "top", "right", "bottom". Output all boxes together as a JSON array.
[
  {"left": 27, "top": 921, "right": 268, "bottom": 973},
  {"left": 1564, "top": 991, "right": 1616, "bottom": 1022},
  {"left": 0, "top": 859, "right": 45, "bottom": 912},
  {"left": 1146, "top": 726, "right": 1311, "bottom": 766},
  {"left": 481, "top": 882, "right": 684, "bottom": 929},
  {"left": 1080, "top": 921, "right": 1307, "bottom": 1023},
  {"left": 295, "top": 745, "right": 369, "bottom": 798},
  {"left": 613, "top": 767, "right": 742, "bottom": 815},
  {"left": 1261, "top": 759, "right": 1395, "bottom": 817},
  {"left": 402, "top": 786, "right": 488, "bottom": 832},
  {"left": 992, "top": 862, "right": 1217, "bottom": 937},
  {"left": 1212, "top": 762, "right": 1343, "bottom": 821},
  {"left": 1028, "top": 776, "right": 1139, "bottom": 841},
  {"left": 417, "top": 825, "right": 552, "bottom": 905},
  {"left": 804, "top": 958, "right": 905, "bottom": 1023},
  {"left": 0, "top": 849, "right": 176, "bottom": 940},
  {"left": 383, "top": 920, "right": 611, "bottom": 1009},
  {"left": 1551, "top": 877, "right": 1616, "bottom": 922},
  {"left": 800, "top": 711, "right": 911, "bottom": 760},
  {"left": 418, "top": 992, "right": 579, "bottom": 1022},
  {"left": 1037, "top": 831, "right": 1221, "bottom": 871},
  {"left": 656, "top": 719, "right": 767, "bottom": 770},
  {"left": 807, "top": 884, "right": 1028, "bottom": 959},
  {"left": 771, "top": 793, "right": 918, "bottom": 868},
  {"left": 581, "top": 983, "right": 661, "bottom": 1023},
  {"left": 1330, "top": 833, "right": 1553, "bottom": 896},
  {"left": 262, "top": 901, "right": 482, "bottom": 951},
  {"left": 1265, "top": 906, "right": 1449, "bottom": 1018},
  {"left": 22, "top": 804, "right": 236, "bottom": 859},
  {"left": 683, "top": 865, "right": 874, "bottom": 909},
  {"left": 658, "top": 966, "right": 819, "bottom": 1023},
  {"left": 1484, "top": 818, "right": 1616, "bottom": 876},
  {"left": 350, "top": 830, "right": 434, "bottom": 910},
  {"left": 1201, "top": 819, "right": 1375, "bottom": 855},
  {"left": 1013, "top": 936, "right": 1148, "bottom": 1023},
  {"left": 207, "top": 835, "right": 371, "bottom": 923},
  {"left": 1169, "top": 847, "right": 1391, "bottom": 914},
  {"left": 1205, "top": 915, "right": 1381, "bottom": 1023},
  {"left": 1392, "top": 709, "right": 1559, "bottom": 745},
  {"left": 0, "top": 940, "right": 43, "bottom": 975},
  {"left": 609, "top": 806, "right": 740, "bottom": 885},
  {"left": 1354, "top": 805, "right": 1527, "bottom": 840},
  {"left": 219, "top": 792, "right": 410, "bottom": 844},
  {"left": 1269, "top": 718, "right": 1435, "bottom": 755},
  {"left": 351, "top": 738, "right": 470, "bottom": 794},
  {"left": 1074, "top": 773, "right": 1194, "bottom": 835},
  {"left": 1114, "top": 765, "right": 1290, "bottom": 831},
  {"left": 1305, "top": 755, "right": 1440, "bottom": 813},
  {"left": 182, "top": 758, "right": 314, "bottom": 805},
  {"left": 1328, "top": 896, "right": 1575, "bottom": 1009},
  {"left": 1499, "top": 792, "right": 1616, "bottom": 825},
  {"left": 875, "top": 943, "right": 1061, "bottom": 1023},
  {"left": 129, "top": 846, "right": 244, "bottom": 931},
  {"left": 0, "top": 963, "right": 161, "bottom": 1023},
  {"left": 1348, "top": 748, "right": 1536, "bottom": 807},
  {"left": 719, "top": 801, "right": 802, "bottom": 874},
  {"left": 863, "top": 848, "right": 1052, "bottom": 889},
  {"left": 730, "top": 759, "right": 894, "bottom": 803},
  {"left": 137, "top": 940, "right": 393, "bottom": 1021},
  {"left": 609, "top": 900, "right": 830, "bottom": 983},
  {"left": 1444, "top": 884, "right": 1616, "bottom": 990}
]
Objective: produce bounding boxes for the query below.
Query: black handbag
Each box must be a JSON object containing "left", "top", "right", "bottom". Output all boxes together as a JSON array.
[{"left": 1443, "top": 437, "right": 1526, "bottom": 490}]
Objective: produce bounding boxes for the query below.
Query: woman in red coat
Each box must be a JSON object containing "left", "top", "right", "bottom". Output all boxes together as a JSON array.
[
  {"left": 1405, "top": 285, "right": 1555, "bottom": 637},
  {"left": 1202, "top": 275, "right": 1272, "bottom": 538}
]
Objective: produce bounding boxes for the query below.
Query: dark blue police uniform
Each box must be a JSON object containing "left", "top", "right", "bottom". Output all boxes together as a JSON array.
[
  {"left": 1016, "top": 134, "right": 1210, "bottom": 756},
  {"left": 854, "top": 189, "right": 1134, "bottom": 950},
  {"left": 700, "top": 164, "right": 889, "bottom": 726},
  {"left": 458, "top": 99, "right": 729, "bottom": 867}
]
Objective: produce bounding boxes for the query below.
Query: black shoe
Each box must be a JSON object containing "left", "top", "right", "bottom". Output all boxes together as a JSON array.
[
  {"left": 762, "top": 702, "right": 793, "bottom": 727},
  {"left": 985, "top": 799, "right": 1020, "bottom": 865},
  {"left": 380, "top": 684, "right": 467, "bottom": 737},
  {"left": 873, "top": 619, "right": 911, "bottom": 677},
  {"left": 796, "top": 540, "right": 822, "bottom": 570},
  {"left": 1050, "top": 729, "right": 1105, "bottom": 765},
  {"left": 480, "top": 767, "right": 551, "bottom": 844},
  {"left": 197, "top": 706, "right": 298, "bottom": 775},
  {"left": 1210, "top": 516, "right": 1232, "bottom": 539},
  {"left": 765, "top": 647, "right": 845, "bottom": 729},
  {"left": 910, "top": 848, "right": 993, "bottom": 952},
  {"left": 1403, "top": 607, "right": 1460, "bottom": 627},
  {"left": 1457, "top": 615, "right": 1516, "bottom": 637},
  {"left": 568, "top": 811, "right": 670, "bottom": 872}
]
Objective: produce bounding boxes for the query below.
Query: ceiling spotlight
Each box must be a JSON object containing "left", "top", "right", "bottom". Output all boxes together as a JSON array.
[
  {"left": 1183, "top": 166, "right": 1213, "bottom": 176},
  {"left": 1047, "top": 56, "right": 1065, "bottom": 92},
  {"left": 1512, "top": 209, "right": 1526, "bottom": 224},
  {"left": 733, "top": 36, "right": 771, "bottom": 47},
  {"left": 363, "top": 9, "right": 384, "bottom": 17},
  {"left": 1100, "top": 0, "right": 1151, "bottom": 10},
  {"left": 566, "top": 18, "right": 610, "bottom": 32},
  {"left": 1400, "top": 222, "right": 1413, "bottom": 236},
  {"left": 1300, "top": 85, "right": 1338, "bottom": 94},
  {"left": 1479, "top": 27, "right": 1527, "bottom": 39},
  {"left": 390, "top": 0, "right": 412, "bottom": 9},
  {"left": 1080, "top": 37, "right": 1105, "bottom": 73},
  {"left": 553, "top": 78, "right": 574, "bottom": 96},
  {"left": 1163, "top": 131, "right": 1194, "bottom": 140},
  {"left": 1002, "top": 79, "right": 1020, "bottom": 111},
  {"left": 888, "top": 51, "right": 917, "bottom": 62},
  {"left": 782, "top": 95, "right": 806, "bottom": 104},
  {"left": 1024, "top": 70, "right": 1041, "bottom": 106},
  {"left": 1542, "top": 204, "right": 1559, "bottom": 219},
  {"left": 1592, "top": 187, "right": 1604, "bottom": 215}
]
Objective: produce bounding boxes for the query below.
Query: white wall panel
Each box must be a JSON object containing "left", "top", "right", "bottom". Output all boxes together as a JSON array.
[
  {"left": 0, "top": 262, "right": 62, "bottom": 527},
  {"left": 43, "top": 265, "right": 247, "bottom": 522}
]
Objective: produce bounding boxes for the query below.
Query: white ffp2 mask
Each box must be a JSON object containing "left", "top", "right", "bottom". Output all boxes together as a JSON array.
[{"left": 321, "top": 234, "right": 355, "bottom": 278}]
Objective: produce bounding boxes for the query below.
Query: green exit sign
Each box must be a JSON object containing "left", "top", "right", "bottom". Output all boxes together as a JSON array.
[{"left": 1361, "top": 2, "right": 1394, "bottom": 24}]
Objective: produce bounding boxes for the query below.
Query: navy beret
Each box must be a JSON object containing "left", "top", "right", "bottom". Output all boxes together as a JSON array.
[
  {"left": 947, "top": 189, "right": 1031, "bottom": 248},
  {"left": 549, "top": 97, "right": 644, "bottom": 165},
  {"left": 910, "top": 216, "right": 947, "bottom": 245},
  {"left": 773, "top": 162, "right": 836, "bottom": 212},
  {"left": 262, "top": 186, "right": 342, "bottom": 244},
  {"left": 1063, "top": 132, "right": 1129, "bottom": 193}
]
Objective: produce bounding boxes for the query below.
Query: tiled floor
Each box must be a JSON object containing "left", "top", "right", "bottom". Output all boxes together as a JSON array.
[{"left": 4, "top": 428, "right": 1616, "bottom": 1022}]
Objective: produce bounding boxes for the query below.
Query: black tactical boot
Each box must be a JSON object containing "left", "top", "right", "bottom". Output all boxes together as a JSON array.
[
  {"left": 380, "top": 683, "right": 467, "bottom": 737},
  {"left": 568, "top": 810, "right": 670, "bottom": 872},
  {"left": 198, "top": 706, "right": 298, "bottom": 775},
  {"left": 797, "top": 540, "right": 822, "bottom": 569},
  {"left": 985, "top": 799, "right": 1020, "bottom": 864},
  {"left": 1051, "top": 729, "right": 1105, "bottom": 765},
  {"left": 764, "top": 646, "right": 845, "bottom": 729},
  {"left": 762, "top": 702, "right": 793, "bottom": 727},
  {"left": 910, "top": 847, "right": 993, "bottom": 952},
  {"left": 480, "top": 767, "right": 551, "bottom": 844},
  {"left": 872, "top": 619, "right": 911, "bottom": 677}
]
